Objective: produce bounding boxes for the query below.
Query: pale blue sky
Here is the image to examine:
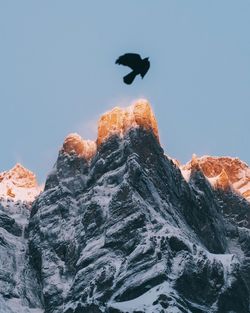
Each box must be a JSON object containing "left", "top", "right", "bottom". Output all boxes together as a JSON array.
[{"left": 0, "top": 1, "right": 249, "bottom": 182}]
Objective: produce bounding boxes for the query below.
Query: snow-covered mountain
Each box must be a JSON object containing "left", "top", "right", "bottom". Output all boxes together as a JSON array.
[
  {"left": 1, "top": 99, "right": 250, "bottom": 313},
  {"left": 0, "top": 164, "right": 43, "bottom": 313},
  {"left": 181, "top": 154, "right": 250, "bottom": 201},
  {"left": 0, "top": 163, "right": 42, "bottom": 203}
]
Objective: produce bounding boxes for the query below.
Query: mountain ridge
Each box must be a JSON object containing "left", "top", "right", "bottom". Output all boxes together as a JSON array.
[
  {"left": 0, "top": 99, "right": 250, "bottom": 313},
  {"left": 1, "top": 99, "right": 250, "bottom": 204}
]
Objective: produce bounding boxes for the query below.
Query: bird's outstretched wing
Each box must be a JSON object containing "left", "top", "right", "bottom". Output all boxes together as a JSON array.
[{"left": 115, "top": 53, "right": 142, "bottom": 69}]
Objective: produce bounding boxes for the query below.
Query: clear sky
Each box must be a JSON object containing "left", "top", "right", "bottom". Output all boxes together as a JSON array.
[{"left": 0, "top": 1, "right": 249, "bottom": 182}]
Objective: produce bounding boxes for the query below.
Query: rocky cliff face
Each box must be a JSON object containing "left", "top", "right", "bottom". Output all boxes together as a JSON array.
[
  {"left": 0, "top": 165, "right": 43, "bottom": 313},
  {"left": 1, "top": 99, "right": 250, "bottom": 313}
]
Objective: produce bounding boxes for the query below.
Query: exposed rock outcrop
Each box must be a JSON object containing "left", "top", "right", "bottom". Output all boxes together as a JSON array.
[
  {"left": 97, "top": 99, "right": 159, "bottom": 146},
  {"left": 63, "top": 133, "right": 97, "bottom": 160},
  {"left": 181, "top": 155, "right": 250, "bottom": 201}
]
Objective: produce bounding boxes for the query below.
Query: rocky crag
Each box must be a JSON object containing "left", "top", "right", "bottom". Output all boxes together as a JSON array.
[{"left": 1, "top": 99, "right": 250, "bottom": 313}]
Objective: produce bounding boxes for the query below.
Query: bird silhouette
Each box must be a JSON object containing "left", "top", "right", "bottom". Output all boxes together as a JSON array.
[{"left": 115, "top": 53, "right": 150, "bottom": 85}]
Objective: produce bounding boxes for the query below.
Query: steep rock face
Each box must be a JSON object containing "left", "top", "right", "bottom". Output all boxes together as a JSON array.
[
  {"left": 1, "top": 100, "right": 249, "bottom": 313},
  {"left": 0, "top": 165, "right": 43, "bottom": 313},
  {"left": 27, "top": 101, "right": 250, "bottom": 313}
]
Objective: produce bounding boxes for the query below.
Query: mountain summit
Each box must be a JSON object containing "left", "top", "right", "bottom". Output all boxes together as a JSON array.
[
  {"left": 97, "top": 99, "right": 159, "bottom": 145},
  {"left": 181, "top": 155, "right": 250, "bottom": 201},
  {"left": 0, "top": 99, "right": 250, "bottom": 313},
  {"left": 0, "top": 163, "right": 41, "bottom": 202}
]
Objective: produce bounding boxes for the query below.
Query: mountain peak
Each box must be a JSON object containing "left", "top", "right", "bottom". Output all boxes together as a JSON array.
[
  {"left": 190, "top": 153, "right": 201, "bottom": 171},
  {"left": 62, "top": 99, "right": 159, "bottom": 159},
  {"left": 0, "top": 163, "right": 37, "bottom": 188},
  {"left": 181, "top": 155, "right": 250, "bottom": 200},
  {"left": 0, "top": 163, "right": 41, "bottom": 202},
  {"left": 62, "top": 133, "right": 97, "bottom": 159},
  {"left": 97, "top": 99, "right": 159, "bottom": 146},
  {"left": 28, "top": 101, "right": 250, "bottom": 313}
]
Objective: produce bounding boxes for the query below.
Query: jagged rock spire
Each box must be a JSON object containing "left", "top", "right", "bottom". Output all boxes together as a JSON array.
[
  {"left": 62, "top": 99, "right": 159, "bottom": 159},
  {"left": 97, "top": 99, "right": 159, "bottom": 146}
]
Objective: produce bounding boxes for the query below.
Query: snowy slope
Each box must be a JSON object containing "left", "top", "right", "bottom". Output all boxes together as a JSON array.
[
  {"left": 0, "top": 165, "right": 43, "bottom": 313},
  {"left": 0, "top": 198, "right": 44, "bottom": 313},
  {"left": 27, "top": 100, "right": 250, "bottom": 313},
  {"left": 1, "top": 100, "right": 250, "bottom": 313}
]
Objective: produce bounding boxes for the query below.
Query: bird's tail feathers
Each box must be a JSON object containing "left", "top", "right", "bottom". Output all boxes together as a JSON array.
[{"left": 123, "top": 71, "right": 137, "bottom": 85}]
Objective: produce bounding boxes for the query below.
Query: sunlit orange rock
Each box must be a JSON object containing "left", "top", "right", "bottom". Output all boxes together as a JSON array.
[
  {"left": 97, "top": 99, "right": 159, "bottom": 146},
  {"left": 193, "top": 157, "right": 247, "bottom": 183},
  {"left": 63, "top": 133, "right": 85, "bottom": 155},
  {"left": 63, "top": 133, "right": 97, "bottom": 160},
  {"left": 215, "top": 169, "right": 230, "bottom": 190},
  {"left": 97, "top": 107, "right": 125, "bottom": 146},
  {"left": 132, "top": 100, "right": 159, "bottom": 140},
  {"left": 181, "top": 156, "right": 250, "bottom": 201},
  {"left": 6, "top": 163, "right": 37, "bottom": 188},
  {"left": 0, "top": 174, "right": 4, "bottom": 183},
  {"left": 0, "top": 164, "right": 41, "bottom": 202},
  {"left": 243, "top": 190, "right": 250, "bottom": 199},
  {"left": 63, "top": 100, "right": 159, "bottom": 158},
  {"left": 190, "top": 154, "right": 201, "bottom": 172},
  {"left": 7, "top": 188, "right": 15, "bottom": 198}
]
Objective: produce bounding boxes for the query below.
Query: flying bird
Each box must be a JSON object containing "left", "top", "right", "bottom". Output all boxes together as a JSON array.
[{"left": 115, "top": 53, "right": 150, "bottom": 85}]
